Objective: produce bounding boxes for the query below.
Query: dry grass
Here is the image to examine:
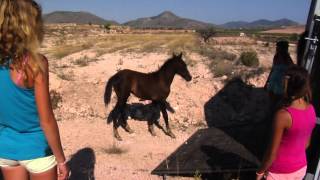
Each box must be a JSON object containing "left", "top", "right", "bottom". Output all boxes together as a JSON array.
[
  {"left": 46, "top": 28, "right": 239, "bottom": 64},
  {"left": 95, "top": 33, "right": 198, "bottom": 54},
  {"left": 50, "top": 42, "right": 93, "bottom": 59},
  {"left": 72, "top": 55, "right": 99, "bottom": 67},
  {"left": 43, "top": 25, "right": 263, "bottom": 81},
  {"left": 56, "top": 70, "right": 74, "bottom": 81}
]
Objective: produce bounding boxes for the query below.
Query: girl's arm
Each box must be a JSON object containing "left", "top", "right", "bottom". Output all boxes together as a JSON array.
[
  {"left": 257, "top": 109, "right": 291, "bottom": 174},
  {"left": 34, "top": 56, "right": 66, "bottom": 163},
  {"left": 306, "top": 138, "right": 311, "bottom": 149}
]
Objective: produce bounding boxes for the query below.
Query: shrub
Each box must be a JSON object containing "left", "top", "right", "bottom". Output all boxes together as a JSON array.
[
  {"left": 73, "top": 56, "right": 90, "bottom": 67},
  {"left": 197, "top": 46, "right": 236, "bottom": 61},
  {"left": 196, "top": 27, "right": 217, "bottom": 43},
  {"left": 57, "top": 70, "right": 74, "bottom": 81},
  {"left": 217, "top": 50, "right": 237, "bottom": 61},
  {"left": 50, "top": 90, "right": 62, "bottom": 110},
  {"left": 104, "top": 23, "right": 112, "bottom": 30},
  {"left": 210, "top": 60, "right": 233, "bottom": 77},
  {"left": 239, "top": 51, "right": 259, "bottom": 67}
]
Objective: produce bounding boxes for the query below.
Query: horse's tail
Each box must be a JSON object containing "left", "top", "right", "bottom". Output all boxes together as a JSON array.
[{"left": 104, "top": 74, "right": 117, "bottom": 106}]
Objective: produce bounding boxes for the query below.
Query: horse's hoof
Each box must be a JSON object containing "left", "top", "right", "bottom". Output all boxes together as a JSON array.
[
  {"left": 167, "top": 131, "right": 176, "bottom": 139},
  {"left": 149, "top": 129, "right": 157, "bottom": 136},
  {"left": 125, "top": 127, "right": 134, "bottom": 134},
  {"left": 124, "top": 125, "right": 134, "bottom": 134},
  {"left": 127, "top": 129, "right": 134, "bottom": 134},
  {"left": 114, "top": 134, "right": 123, "bottom": 141},
  {"left": 148, "top": 125, "right": 156, "bottom": 136}
]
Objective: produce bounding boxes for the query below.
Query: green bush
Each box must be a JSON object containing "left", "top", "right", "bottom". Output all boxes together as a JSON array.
[
  {"left": 104, "top": 23, "right": 111, "bottom": 30},
  {"left": 196, "top": 27, "right": 217, "bottom": 43},
  {"left": 239, "top": 51, "right": 259, "bottom": 67}
]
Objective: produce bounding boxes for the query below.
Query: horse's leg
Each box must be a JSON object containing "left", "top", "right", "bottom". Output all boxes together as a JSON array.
[
  {"left": 112, "top": 104, "right": 122, "bottom": 141},
  {"left": 159, "top": 101, "right": 175, "bottom": 138},
  {"left": 148, "top": 120, "right": 156, "bottom": 136},
  {"left": 121, "top": 106, "right": 134, "bottom": 134},
  {"left": 147, "top": 111, "right": 156, "bottom": 136},
  {"left": 118, "top": 92, "right": 134, "bottom": 134},
  {"left": 148, "top": 101, "right": 160, "bottom": 136}
]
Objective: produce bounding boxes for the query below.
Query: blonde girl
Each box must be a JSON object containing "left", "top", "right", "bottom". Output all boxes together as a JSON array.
[{"left": 0, "top": 0, "right": 69, "bottom": 179}]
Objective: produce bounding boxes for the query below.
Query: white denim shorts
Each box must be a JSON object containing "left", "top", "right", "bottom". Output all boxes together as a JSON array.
[
  {"left": 266, "top": 166, "right": 307, "bottom": 180},
  {"left": 0, "top": 155, "right": 57, "bottom": 173}
]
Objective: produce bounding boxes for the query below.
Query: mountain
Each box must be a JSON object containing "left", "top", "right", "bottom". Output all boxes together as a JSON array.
[
  {"left": 220, "top": 18, "right": 300, "bottom": 29},
  {"left": 220, "top": 21, "right": 249, "bottom": 29},
  {"left": 124, "top": 11, "right": 215, "bottom": 29},
  {"left": 43, "top": 11, "right": 118, "bottom": 25}
]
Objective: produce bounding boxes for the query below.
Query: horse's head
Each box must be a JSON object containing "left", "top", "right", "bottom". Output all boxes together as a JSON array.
[{"left": 171, "top": 53, "right": 192, "bottom": 81}]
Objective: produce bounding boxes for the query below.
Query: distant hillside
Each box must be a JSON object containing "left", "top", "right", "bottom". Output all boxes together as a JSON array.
[
  {"left": 262, "top": 25, "right": 305, "bottom": 34},
  {"left": 124, "top": 11, "right": 215, "bottom": 29},
  {"left": 220, "top": 18, "right": 300, "bottom": 29},
  {"left": 43, "top": 11, "right": 118, "bottom": 25}
]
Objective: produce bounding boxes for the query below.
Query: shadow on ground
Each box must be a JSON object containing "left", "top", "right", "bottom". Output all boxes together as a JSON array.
[
  {"left": 152, "top": 78, "right": 274, "bottom": 180},
  {"left": 67, "top": 147, "right": 96, "bottom": 180},
  {"left": 204, "top": 78, "right": 273, "bottom": 159},
  {"left": 107, "top": 101, "right": 175, "bottom": 135}
]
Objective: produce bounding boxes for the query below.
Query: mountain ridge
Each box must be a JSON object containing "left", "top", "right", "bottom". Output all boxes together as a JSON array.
[
  {"left": 43, "top": 10, "right": 300, "bottom": 29},
  {"left": 220, "top": 18, "right": 300, "bottom": 29},
  {"left": 123, "top": 11, "right": 215, "bottom": 29},
  {"left": 43, "top": 11, "right": 119, "bottom": 25}
]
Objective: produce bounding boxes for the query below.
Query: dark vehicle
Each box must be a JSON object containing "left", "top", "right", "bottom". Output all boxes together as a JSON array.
[{"left": 303, "top": 0, "right": 320, "bottom": 179}]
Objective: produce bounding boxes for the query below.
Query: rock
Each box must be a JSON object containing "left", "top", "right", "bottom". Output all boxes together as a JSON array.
[{"left": 221, "top": 75, "right": 228, "bottom": 80}]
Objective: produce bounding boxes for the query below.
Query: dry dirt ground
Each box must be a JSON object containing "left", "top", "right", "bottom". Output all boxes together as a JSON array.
[
  {"left": 42, "top": 25, "right": 298, "bottom": 180},
  {"left": 262, "top": 25, "right": 305, "bottom": 34}
]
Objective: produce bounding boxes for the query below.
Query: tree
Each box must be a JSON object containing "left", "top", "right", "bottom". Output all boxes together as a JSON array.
[
  {"left": 196, "top": 27, "right": 217, "bottom": 43},
  {"left": 104, "top": 23, "right": 112, "bottom": 31}
]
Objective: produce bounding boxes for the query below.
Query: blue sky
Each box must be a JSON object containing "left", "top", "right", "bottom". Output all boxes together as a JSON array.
[{"left": 36, "top": 0, "right": 312, "bottom": 24}]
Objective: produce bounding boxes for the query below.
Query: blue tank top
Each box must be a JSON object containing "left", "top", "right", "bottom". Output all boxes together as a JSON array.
[
  {"left": 0, "top": 63, "right": 52, "bottom": 160},
  {"left": 267, "top": 64, "right": 289, "bottom": 95}
]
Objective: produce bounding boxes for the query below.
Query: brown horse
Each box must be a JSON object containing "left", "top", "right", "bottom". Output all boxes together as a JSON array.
[{"left": 104, "top": 53, "right": 192, "bottom": 140}]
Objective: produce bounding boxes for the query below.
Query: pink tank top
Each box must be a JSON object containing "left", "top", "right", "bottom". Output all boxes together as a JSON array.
[{"left": 269, "top": 105, "right": 316, "bottom": 173}]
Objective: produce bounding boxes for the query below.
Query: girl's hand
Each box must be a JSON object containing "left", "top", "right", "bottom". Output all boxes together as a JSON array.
[
  {"left": 58, "top": 162, "right": 69, "bottom": 180},
  {"left": 256, "top": 174, "right": 264, "bottom": 180},
  {"left": 256, "top": 171, "right": 265, "bottom": 180}
]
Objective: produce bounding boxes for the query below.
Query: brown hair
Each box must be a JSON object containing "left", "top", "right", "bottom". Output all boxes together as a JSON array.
[
  {"left": 283, "top": 65, "right": 312, "bottom": 106},
  {"left": 0, "top": 0, "right": 44, "bottom": 75}
]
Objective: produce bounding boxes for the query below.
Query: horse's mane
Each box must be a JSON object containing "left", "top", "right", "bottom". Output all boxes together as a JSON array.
[
  {"left": 159, "top": 57, "right": 175, "bottom": 71},
  {"left": 148, "top": 56, "right": 175, "bottom": 74}
]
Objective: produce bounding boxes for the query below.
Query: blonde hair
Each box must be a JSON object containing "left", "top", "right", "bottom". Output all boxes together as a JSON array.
[{"left": 0, "top": 0, "right": 44, "bottom": 75}]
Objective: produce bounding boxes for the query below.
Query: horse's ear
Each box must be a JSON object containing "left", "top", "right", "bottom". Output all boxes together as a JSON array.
[
  {"left": 172, "top": 52, "right": 177, "bottom": 57},
  {"left": 178, "top": 52, "right": 183, "bottom": 58}
]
